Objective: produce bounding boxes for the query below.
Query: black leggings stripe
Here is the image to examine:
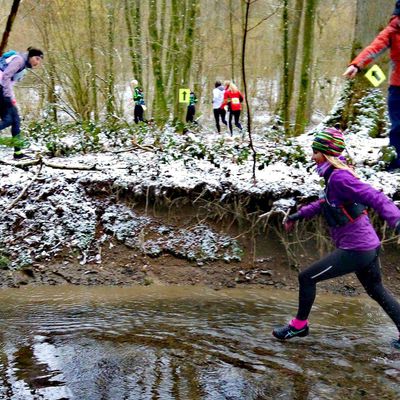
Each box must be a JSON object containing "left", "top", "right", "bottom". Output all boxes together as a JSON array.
[{"left": 296, "top": 248, "right": 400, "bottom": 331}]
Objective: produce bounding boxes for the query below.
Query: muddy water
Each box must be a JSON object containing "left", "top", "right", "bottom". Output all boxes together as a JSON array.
[{"left": 0, "top": 286, "right": 399, "bottom": 400}]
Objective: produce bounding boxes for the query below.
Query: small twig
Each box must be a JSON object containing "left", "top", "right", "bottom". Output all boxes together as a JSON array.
[
  {"left": 247, "top": 9, "right": 279, "bottom": 32},
  {"left": 258, "top": 209, "right": 288, "bottom": 220},
  {"left": 29, "top": 69, "right": 79, "bottom": 121},
  {"left": 193, "top": 188, "right": 208, "bottom": 204},
  {"left": 232, "top": 222, "right": 256, "bottom": 240}
]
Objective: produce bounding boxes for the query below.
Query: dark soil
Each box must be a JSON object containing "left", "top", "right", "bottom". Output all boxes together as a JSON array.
[{"left": 2, "top": 236, "right": 400, "bottom": 300}]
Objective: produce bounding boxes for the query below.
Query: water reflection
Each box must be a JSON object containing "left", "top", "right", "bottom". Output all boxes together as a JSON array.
[{"left": 0, "top": 285, "right": 398, "bottom": 399}]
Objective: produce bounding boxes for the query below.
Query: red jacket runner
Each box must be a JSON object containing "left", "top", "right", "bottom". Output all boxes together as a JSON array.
[
  {"left": 351, "top": 16, "right": 400, "bottom": 86},
  {"left": 222, "top": 90, "right": 244, "bottom": 111}
]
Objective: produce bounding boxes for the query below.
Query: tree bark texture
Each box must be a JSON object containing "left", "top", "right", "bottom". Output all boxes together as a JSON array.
[{"left": 294, "top": 0, "right": 317, "bottom": 136}]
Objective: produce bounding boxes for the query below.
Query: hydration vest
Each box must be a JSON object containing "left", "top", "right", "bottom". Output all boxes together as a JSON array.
[
  {"left": 0, "top": 50, "right": 26, "bottom": 82},
  {"left": 321, "top": 167, "right": 368, "bottom": 228},
  {"left": 320, "top": 195, "right": 367, "bottom": 228}
]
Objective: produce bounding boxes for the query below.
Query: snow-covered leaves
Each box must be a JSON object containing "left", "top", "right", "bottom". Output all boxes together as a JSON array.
[{"left": 1, "top": 110, "right": 400, "bottom": 268}]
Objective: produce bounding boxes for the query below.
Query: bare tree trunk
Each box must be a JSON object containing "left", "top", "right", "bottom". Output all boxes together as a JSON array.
[
  {"left": 294, "top": 0, "right": 318, "bottom": 136},
  {"left": 280, "top": 0, "right": 304, "bottom": 135},
  {"left": 134, "top": 0, "right": 143, "bottom": 82},
  {"left": 181, "top": 0, "right": 199, "bottom": 85},
  {"left": 149, "top": 0, "right": 168, "bottom": 125},
  {"left": 281, "top": 0, "right": 290, "bottom": 134},
  {"left": 193, "top": 38, "right": 204, "bottom": 104},
  {"left": 41, "top": 23, "right": 58, "bottom": 122},
  {"left": 242, "top": 0, "right": 256, "bottom": 181},
  {"left": 229, "top": 0, "right": 235, "bottom": 80},
  {"left": 0, "top": 0, "right": 21, "bottom": 54},
  {"left": 31, "top": 0, "right": 58, "bottom": 122},
  {"left": 287, "top": 0, "right": 304, "bottom": 110},
  {"left": 105, "top": 3, "right": 116, "bottom": 121},
  {"left": 29, "top": 0, "right": 92, "bottom": 122},
  {"left": 169, "top": 0, "right": 183, "bottom": 121},
  {"left": 124, "top": 0, "right": 143, "bottom": 84},
  {"left": 87, "top": 0, "right": 98, "bottom": 121}
]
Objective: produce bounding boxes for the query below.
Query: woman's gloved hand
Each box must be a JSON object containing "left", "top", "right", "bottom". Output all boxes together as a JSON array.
[{"left": 283, "top": 212, "right": 301, "bottom": 232}]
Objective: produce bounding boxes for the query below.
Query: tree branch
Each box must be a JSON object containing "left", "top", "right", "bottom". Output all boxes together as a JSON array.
[
  {"left": 112, "top": 142, "right": 156, "bottom": 153},
  {"left": 0, "top": 156, "right": 98, "bottom": 171},
  {"left": 42, "top": 159, "right": 98, "bottom": 170},
  {"left": 0, "top": 158, "right": 40, "bottom": 168},
  {"left": 248, "top": 9, "right": 279, "bottom": 33}
]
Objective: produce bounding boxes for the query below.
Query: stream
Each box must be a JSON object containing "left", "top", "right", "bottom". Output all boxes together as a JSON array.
[{"left": 0, "top": 285, "right": 399, "bottom": 399}]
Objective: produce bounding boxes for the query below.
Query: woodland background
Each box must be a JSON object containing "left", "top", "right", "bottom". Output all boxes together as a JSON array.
[
  {"left": 0, "top": 0, "right": 397, "bottom": 136},
  {"left": 1, "top": 0, "right": 400, "bottom": 280}
]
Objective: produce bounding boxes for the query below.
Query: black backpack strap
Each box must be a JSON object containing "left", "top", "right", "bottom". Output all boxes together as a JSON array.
[{"left": 323, "top": 165, "right": 335, "bottom": 184}]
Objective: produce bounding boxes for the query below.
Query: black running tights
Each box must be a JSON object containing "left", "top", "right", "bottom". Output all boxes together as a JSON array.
[
  {"left": 228, "top": 110, "right": 242, "bottom": 134},
  {"left": 296, "top": 248, "right": 400, "bottom": 331}
]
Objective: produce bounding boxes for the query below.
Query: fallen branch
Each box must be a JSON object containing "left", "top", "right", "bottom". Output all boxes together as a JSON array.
[
  {"left": 0, "top": 158, "right": 40, "bottom": 168},
  {"left": 4, "top": 163, "right": 43, "bottom": 212},
  {"left": 0, "top": 156, "right": 97, "bottom": 171},
  {"left": 43, "top": 159, "right": 98, "bottom": 171},
  {"left": 112, "top": 142, "right": 156, "bottom": 154}
]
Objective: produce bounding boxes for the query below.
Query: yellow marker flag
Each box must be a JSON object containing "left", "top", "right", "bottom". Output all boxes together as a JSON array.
[
  {"left": 365, "top": 65, "right": 386, "bottom": 87},
  {"left": 179, "top": 88, "right": 191, "bottom": 103}
]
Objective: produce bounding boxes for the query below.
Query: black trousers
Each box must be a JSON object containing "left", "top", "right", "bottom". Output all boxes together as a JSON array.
[
  {"left": 134, "top": 105, "right": 144, "bottom": 124},
  {"left": 213, "top": 108, "right": 227, "bottom": 133},
  {"left": 0, "top": 87, "right": 21, "bottom": 154},
  {"left": 388, "top": 86, "right": 400, "bottom": 169},
  {"left": 296, "top": 248, "right": 400, "bottom": 331},
  {"left": 228, "top": 110, "right": 242, "bottom": 134},
  {"left": 186, "top": 105, "right": 196, "bottom": 123}
]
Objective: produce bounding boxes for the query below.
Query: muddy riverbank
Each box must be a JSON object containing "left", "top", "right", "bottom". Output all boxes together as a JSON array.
[
  {"left": 0, "top": 172, "right": 399, "bottom": 298},
  {"left": 2, "top": 214, "right": 399, "bottom": 301},
  {"left": 1, "top": 129, "right": 400, "bottom": 297}
]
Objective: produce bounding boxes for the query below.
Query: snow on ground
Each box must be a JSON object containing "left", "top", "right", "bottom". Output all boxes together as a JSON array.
[
  {"left": 2, "top": 126, "right": 400, "bottom": 206},
  {"left": 1, "top": 125, "right": 399, "bottom": 268},
  {"left": 0, "top": 126, "right": 400, "bottom": 203}
]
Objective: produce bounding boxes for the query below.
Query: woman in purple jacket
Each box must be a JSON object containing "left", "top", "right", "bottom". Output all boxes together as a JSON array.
[{"left": 272, "top": 128, "right": 400, "bottom": 348}]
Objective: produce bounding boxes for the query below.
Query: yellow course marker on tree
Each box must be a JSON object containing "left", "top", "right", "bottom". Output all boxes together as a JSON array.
[
  {"left": 365, "top": 65, "right": 386, "bottom": 87},
  {"left": 179, "top": 88, "right": 190, "bottom": 103}
]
